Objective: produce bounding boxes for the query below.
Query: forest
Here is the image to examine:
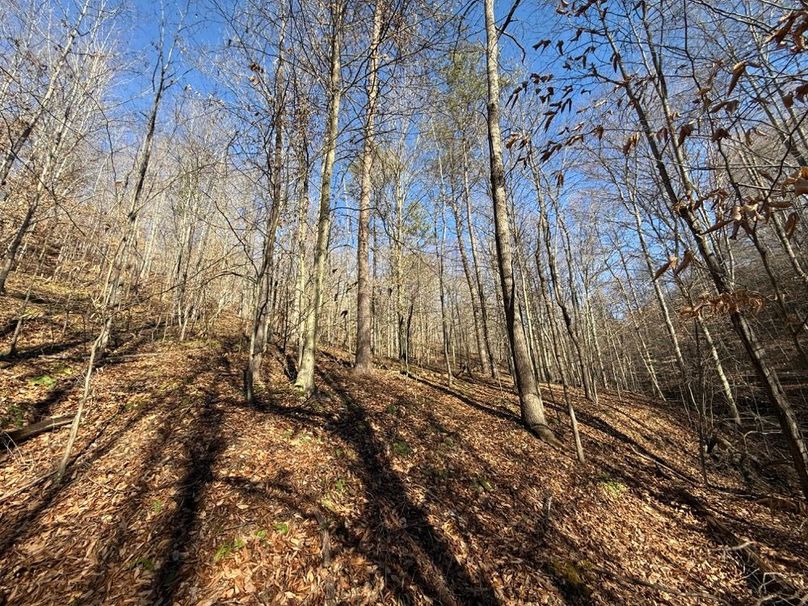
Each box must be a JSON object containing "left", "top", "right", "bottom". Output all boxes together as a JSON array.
[{"left": 1, "top": 0, "right": 807, "bottom": 603}]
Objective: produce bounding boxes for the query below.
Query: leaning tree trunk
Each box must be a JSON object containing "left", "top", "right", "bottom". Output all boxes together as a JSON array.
[
  {"left": 57, "top": 47, "right": 168, "bottom": 481},
  {"left": 602, "top": 15, "right": 808, "bottom": 500},
  {"left": 0, "top": 0, "right": 89, "bottom": 201},
  {"left": 483, "top": 0, "right": 556, "bottom": 444}
]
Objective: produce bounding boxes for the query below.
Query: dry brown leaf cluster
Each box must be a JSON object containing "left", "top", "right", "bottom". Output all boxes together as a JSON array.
[{"left": 679, "top": 289, "right": 766, "bottom": 318}]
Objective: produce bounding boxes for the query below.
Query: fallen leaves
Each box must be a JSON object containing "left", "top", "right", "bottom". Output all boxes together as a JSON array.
[{"left": 1, "top": 298, "right": 806, "bottom": 605}]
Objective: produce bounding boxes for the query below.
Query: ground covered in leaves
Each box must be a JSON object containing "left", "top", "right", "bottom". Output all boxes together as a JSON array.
[{"left": 1, "top": 278, "right": 807, "bottom": 605}]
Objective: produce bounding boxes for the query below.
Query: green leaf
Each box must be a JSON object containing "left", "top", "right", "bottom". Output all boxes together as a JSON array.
[
  {"left": 29, "top": 375, "right": 56, "bottom": 387},
  {"left": 392, "top": 440, "right": 412, "bottom": 457},
  {"left": 213, "top": 544, "right": 232, "bottom": 562}
]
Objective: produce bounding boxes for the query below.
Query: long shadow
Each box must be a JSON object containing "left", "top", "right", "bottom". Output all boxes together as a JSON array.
[
  {"left": 573, "top": 408, "right": 699, "bottom": 483},
  {"left": 2, "top": 292, "right": 53, "bottom": 306},
  {"left": 146, "top": 344, "right": 240, "bottom": 605},
  {"left": 339, "top": 361, "right": 806, "bottom": 604},
  {"left": 31, "top": 385, "right": 71, "bottom": 422},
  {"left": 407, "top": 372, "right": 522, "bottom": 427},
  {"left": 245, "top": 362, "right": 501, "bottom": 604},
  {"left": 417, "top": 368, "right": 698, "bottom": 488},
  {"left": 151, "top": 395, "right": 225, "bottom": 604},
  {"left": 0, "top": 396, "right": 151, "bottom": 558},
  {"left": 317, "top": 363, "right": 642, "bottom": 604},
  {"left": 0, "top": 346, "right": 210, "bottom": 559},
  {"left": 318, "top": 370, "right": 500, "bottom": 605},
  {"left": 0, "top": 321, "right": 18, "bottom": 339},
  {"left": 0, "top": 337, "right": 91, "bottom": 363},
  {"left": 24, "top": 346, "right": 234, "bottom": 604}
]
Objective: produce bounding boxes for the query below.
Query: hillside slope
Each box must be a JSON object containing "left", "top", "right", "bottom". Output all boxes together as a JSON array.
[{"left": 0, "top": 281, "right": 806, "bottom": 605}]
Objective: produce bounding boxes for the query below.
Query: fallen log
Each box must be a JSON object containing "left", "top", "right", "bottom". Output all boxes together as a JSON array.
[{"left": 1, "top": 414, "right": 74, "bottom": 449}]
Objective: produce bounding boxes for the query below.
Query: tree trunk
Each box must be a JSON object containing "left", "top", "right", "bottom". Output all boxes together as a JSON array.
[
  {"left": 463, "top": 145, "right": 497, "bottom": 378},
  {"left": 602, "top": 15, "right": 808, "bottom": 499},
  {"left": 295, "top": 3, "right": 344, "bottom": 395},
  {"left": 354, "top": 0, "right": 383, "bottom": 373},
  {"left": 483, "top": 0, "right": 556, "bottom": 444}
]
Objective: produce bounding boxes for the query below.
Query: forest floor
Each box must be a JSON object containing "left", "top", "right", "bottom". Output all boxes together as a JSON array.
[{"left": 1, "top": 276, "right": 807, "bottom": 606}]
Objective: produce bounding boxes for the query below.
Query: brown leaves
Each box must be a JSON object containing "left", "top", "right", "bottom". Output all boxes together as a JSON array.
[
  {"left": 652, "top": 255, "right": 677, "bottom": 281},
  {"left": 767, "top": 10, "right": 808, "bottom": 52},
  {"left": 623, "top": 132, "right": 640, "bottom": 155},
  {"left": 709, "top": 99, "right": 739, "bottom": 115},
  {"left": 711, "top": 128, "right": 731, "bottom": 142},
  {"left": 677, "top": 123, "right": 694, "bottom": 147},
  {"left": 796, "top": 167, "right": 808, "bottom": 195},
  {"left": 727, "top": 61, "right": 749, "bottom": 95},
  {"left": 785, "top": 212, "right": 799, "bottom": 239},
  {"left": 652, "top": 251, "right": 697, "bottom": 281},
  {"left": 505, "top": 132, "right": 528, "bottom": 150},
  {"left": 703, "top": 218, "right": 736, "bottom": 234},
  {"left": 782, "top": 166, "right": 808, "bottom": 195},
  {"left": 795, "top": 82, "right": 808, "bottom": 104},
  {"left": 680, "top": 289, "right": 765, "bottom": 318},
  {"left": 673, "top": 250, "right": 694, "bottom": 276}
]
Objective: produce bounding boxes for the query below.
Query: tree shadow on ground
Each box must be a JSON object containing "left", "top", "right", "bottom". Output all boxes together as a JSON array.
[
  {"left": 150, "top": 385, "right": 225, "bottom": 605},
  {"left": 250, "top": 365, "right": 502, "bottom": 605},
  {"left": 408, "top": 371, "right": 522, "bottom": 426},
  {"left": 0, "top": 337, "right": 92, "bottom": 363},
  {"left": 0, "top": 344, "right": 215, "bottom": 562},
  {"left": 405, "top": 367, "right": 808, "bottom": 599},
  {"left": 86, "top": 342, "right": 236, "bottom": 606}
]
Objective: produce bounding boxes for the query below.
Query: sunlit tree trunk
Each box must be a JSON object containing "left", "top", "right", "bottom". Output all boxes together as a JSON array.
[
  {"left": 483, "top": 0, "right": 555, "bottom": 443},
  {"left": 295, "top": 1, "right": 344, "bottom": 395},
  {"left": 354, "top": 0, "right": 383, "bottom": 373}
]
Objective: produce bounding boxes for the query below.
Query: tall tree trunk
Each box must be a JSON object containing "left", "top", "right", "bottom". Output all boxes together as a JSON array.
[
  {"left": 463, "top": 145, "right": 497, "bottom": 378},
  {"left": 293, "top": 100, "right": 311, "bottom": 369},
  {"left": 295, "top": 2, "right": 343, "bottom": 395},
  {"left": 246, "top": 21, "right": 286, "bottom": 402},
  {"left": 449, "top": 192, "right": 485, "bottom": 376},
  {"left": 354, "top": 0, "right": 383, "bottom": 373},
  {"left": 483, "top": 0, "right": 556, "bottom": 444},
  {"left": 436, "top": 202, "right": 453, "bottom": 386}
]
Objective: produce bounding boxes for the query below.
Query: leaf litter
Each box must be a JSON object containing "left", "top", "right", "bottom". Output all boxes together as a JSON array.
[{"left": 0, "top": 283, "right": 806, "bottom": 605}]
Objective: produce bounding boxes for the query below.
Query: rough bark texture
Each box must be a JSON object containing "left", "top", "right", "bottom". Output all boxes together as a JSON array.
[{"left": 483, "top": 0, "right": 556, "bottom": 445}]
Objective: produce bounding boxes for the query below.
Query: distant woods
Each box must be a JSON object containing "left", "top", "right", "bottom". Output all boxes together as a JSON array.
[{"left": 1, "top": 0, "right": 807, "bottom": 497}]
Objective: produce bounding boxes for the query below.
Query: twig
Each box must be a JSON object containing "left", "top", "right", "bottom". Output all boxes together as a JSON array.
[{"left": 0, "top": 470, "right": 56, "bottom": 504}]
